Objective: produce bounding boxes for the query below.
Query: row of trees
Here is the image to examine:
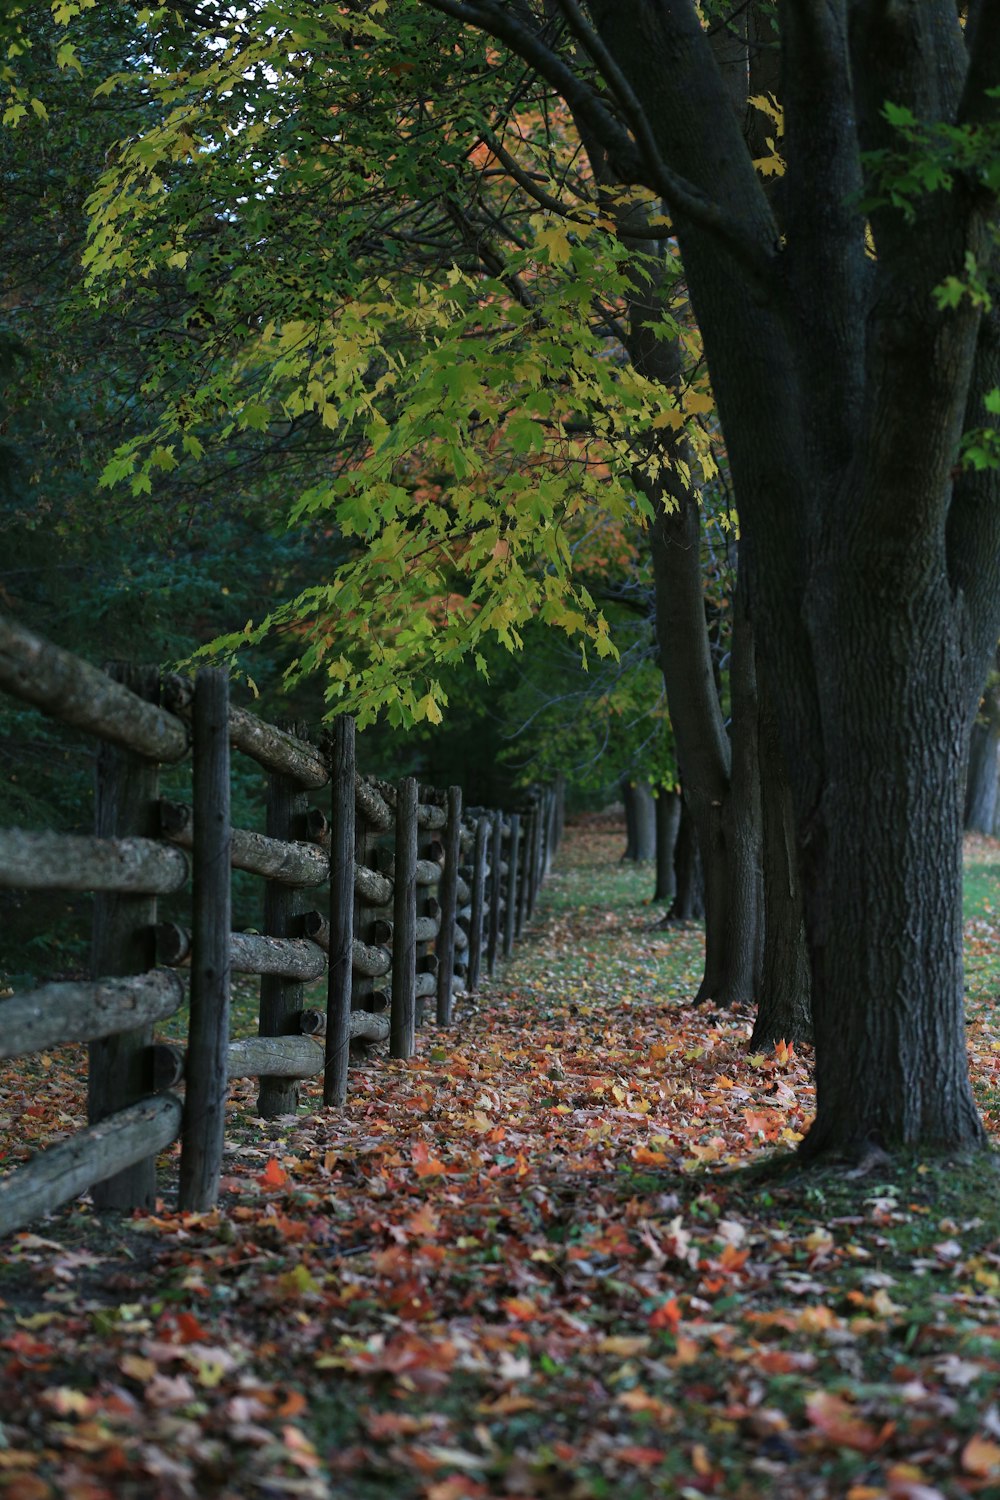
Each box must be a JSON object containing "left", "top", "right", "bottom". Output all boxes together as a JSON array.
[{"left": 4, "top": 1, "right": 999, "bottom": 1160}]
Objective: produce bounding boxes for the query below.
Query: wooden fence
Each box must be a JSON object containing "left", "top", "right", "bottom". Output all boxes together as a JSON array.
[{"left": 0, "top": 614, "right": 561, "bottom": 1237}]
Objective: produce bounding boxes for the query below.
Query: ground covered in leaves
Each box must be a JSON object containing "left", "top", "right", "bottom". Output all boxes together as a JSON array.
[{"left": 3, "top": 816, "right": 1000, "bottom": 1499}]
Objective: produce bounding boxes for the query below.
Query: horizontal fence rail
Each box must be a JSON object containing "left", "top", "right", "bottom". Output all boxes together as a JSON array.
[{"left": 0, "top": 611, "right": 563, "bottom": 1236}]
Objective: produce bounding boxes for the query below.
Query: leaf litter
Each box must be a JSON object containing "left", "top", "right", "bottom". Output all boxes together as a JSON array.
[{"left": 2, "top": 812, "right": 1000, "bottom": 1498}]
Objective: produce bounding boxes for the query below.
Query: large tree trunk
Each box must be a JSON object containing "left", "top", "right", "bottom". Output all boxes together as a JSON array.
[
  {"left": 797, "top": 574, "right": 984, "bottom": 1156},
  {"left": 582, "top": 1, "right": 1000, "bottom": 1157}
]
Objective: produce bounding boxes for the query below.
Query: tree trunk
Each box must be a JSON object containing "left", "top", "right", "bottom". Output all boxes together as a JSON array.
[
  {"left": 653, "top": 790, "right": 680, "bottom": 902},
  {"left": 966, "top": 721, "right": 999, "bottom": 835},
  {"left": 796, "top": 577, "right": 985, "bottom": 1157},
  {"left": 714, "top": 568, "right": 762, "bottom": 1006},
  {"left": 751, "top": 677, "right": 811, "bottom": 1047},
  {"left": 965, "top": 672, "right": 1000, "bottom": 834},
  {"left": 620, "top": 779, "right": 656, "bottom": 861},
  {"left": 667, "top": 796, "right": 704, "bottom": 921}
]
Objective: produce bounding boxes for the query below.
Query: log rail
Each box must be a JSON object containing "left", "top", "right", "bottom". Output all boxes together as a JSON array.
[{"left": 0, "top": 610, "right": 561, "bottom": 1236}]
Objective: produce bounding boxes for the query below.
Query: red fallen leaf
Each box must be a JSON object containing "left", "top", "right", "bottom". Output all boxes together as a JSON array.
[
  {"left": 756, "top": 1349, "right": 817, "bottom": 1374},
  {"left": 258, "top": 1157, "right": 289, "bottom": 1189},
  {"left": 411, "top": 1141, "right": 447, "bottom": 1177},
  {"left": 1, "top": 1332, "right": 53, "bottom": 1358},
  {"left": 649, "top": 1298, "right": 681, "bottom": 1331},
  {"left": 805, "top": 1390, "right": 893, "bottom": 1453},
  {"left": 156, "top": 1310, "right": 208, "bottom": 1344},
  {"left": 616, "top": 1446, "right": 666, "bottom": 1467},
  {"left": 774, "top": 1039, "right": 795, "bottom": 1066}
]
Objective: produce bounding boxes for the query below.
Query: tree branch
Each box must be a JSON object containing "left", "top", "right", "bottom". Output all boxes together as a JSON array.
[{"left": 420, "top": 0, "right": 777, "bottom": 290}]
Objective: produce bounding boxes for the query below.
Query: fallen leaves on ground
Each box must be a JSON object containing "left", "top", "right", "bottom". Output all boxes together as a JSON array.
[{"left": 2, "top": 815, "right": 1000, "bottom": 1498}]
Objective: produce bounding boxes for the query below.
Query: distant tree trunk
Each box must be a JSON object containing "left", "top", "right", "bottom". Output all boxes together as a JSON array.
[
  {"left": 717, "top": 571, "right": 763, "bottom": 1005},
  {"left": 751, "top": 675, "right": 811, "bottom": 1046},
  {"left": 654, "top": 789, "right": 681, "bottom": 902},
  {"left": 965, "top": 672, "right": 1000, "bottom": 835},
  {"left": 667, "top": 797, "right": 704, "bottom": 921},
  {"left": 620, "top": 779, "right": 656, "bottom": 861}
]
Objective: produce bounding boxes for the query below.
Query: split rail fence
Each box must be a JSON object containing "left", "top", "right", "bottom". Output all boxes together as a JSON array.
[{"left": 0, "top": 615, "right": 562, "bottom": 1237}]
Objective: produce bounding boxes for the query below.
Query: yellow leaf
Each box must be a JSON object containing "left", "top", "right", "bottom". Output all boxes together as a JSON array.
[{"left": 683, "top": 389, "right": 714, "bottom": 415}]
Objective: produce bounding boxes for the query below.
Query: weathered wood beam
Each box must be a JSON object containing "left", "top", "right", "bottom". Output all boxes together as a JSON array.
[
  {"left": 372, "top": 911, "right": 441, "bottom": 945},
  {"left": 158, "top": 922, "right": 327, "bottom": 981},
  {"left": 0, "top": 828, "right": 188, "bottom": 894},
  {"left": 299, "top": 1007, "right": 390, "bottom": 1044},
  {"left": 0, "top": 616, "right": 188, "bottom": 762},
  {"left": 163, "top": 674, "right": 328, "bottom": 789},
  {"left": 354, "top": 861, "right": 393, "bottom": 907},
  {"left": 0, "top": 1094, "right": 183, "bottom": 1240},
  {"left": 377, "top": 850, "right": 442, "bottom": 886},
  {"left": 159, "top": 800, "right": 328, "bottom": 887},
  {"left": 227, "top": 1035, "right": 325, "bottom": 1080},
  {"left": 355, "top": 775, "right": 393, "bottom": 831},
  {"left": 300, "top": 911, "right": 390, "bottom": 977},
  {"left": 0, "top": 971, "right": 185, "bottom": 1059}
]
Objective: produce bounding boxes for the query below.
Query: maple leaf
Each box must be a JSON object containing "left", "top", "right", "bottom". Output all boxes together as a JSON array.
[
  {"left": 258, "top": 1158, "right": 289, "bottom": 1190},
  {"left": 648, "top": 1298, "right": 682, "bottom": 1331}
]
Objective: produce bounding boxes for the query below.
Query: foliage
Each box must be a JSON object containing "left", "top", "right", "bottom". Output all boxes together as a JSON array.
[
  {"left": 0, "top": 0, "right": 726, "bottom": 728},
  {"left": 2, "top": 819, "right": 1000, "bottom": 1495}
]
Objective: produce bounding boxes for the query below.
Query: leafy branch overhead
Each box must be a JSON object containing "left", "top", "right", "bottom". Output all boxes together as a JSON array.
[{"left": 3, "top": 0, "right": 728, "bottom": 725}]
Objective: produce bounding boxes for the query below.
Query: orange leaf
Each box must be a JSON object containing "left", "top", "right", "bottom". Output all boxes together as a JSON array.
[
  {"left": 805, "top": 1391, "right": 892, "bottom": 1454},
  {"left": 259, "top": 1157, "right": 289, "bottom": 1189},
  {"left": 501, "top": 1297, "right": 537, "bottom": 1322},
  {"left": 411, "top": 1141, "right": 447, "bottom": 1177},
  {"left": 649, "top": 1298, "right": 681, "bottom": 1331},
  {"left": 962, "top": 1435, "right": 1000, "bottom": 1477},
  {"left": 632, "top": 1146, "right": 669, "bottom": 1166}
]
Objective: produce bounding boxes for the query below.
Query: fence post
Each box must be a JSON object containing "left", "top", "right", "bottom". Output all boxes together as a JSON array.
[
  {"left": 516, "top": 803, "right": 534, "bottom": 934},
  {"left": 324, "top": 716, "right": 355, "bottom": 1107},
  {"left": 178, "top": 668, "right": 231, "bottom": 1211},
  {"left": 390, "top": 777, "right": 418, "bottom": 1058},
  {"left": 486, "top": 811, "right": 504, "bottom": 979},
  {"left": 466, "top": 814, "right": 490, "bottom": 994},
  {"left": 436, "top": 785, "right": 463, "bottom": 1025},
  {"left": 88, "top": 663, "right": 165, "bottom": 1211},
  {"left": 258, "top": 726, "right": 308, "bottom": 1119},
  {"left": 503, "top": 811, "right": 520, "bottom": 961}
]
